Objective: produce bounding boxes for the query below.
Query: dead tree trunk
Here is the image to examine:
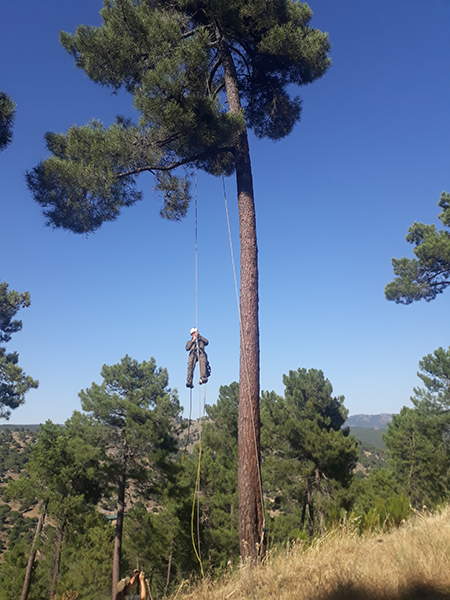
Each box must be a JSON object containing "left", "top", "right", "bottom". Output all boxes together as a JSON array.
[
  {"left": 112, "top": 469, "right": 126, "bottom": 600},
  {"left": 21, "top": 509, "right": 46, "bottom": 600}
]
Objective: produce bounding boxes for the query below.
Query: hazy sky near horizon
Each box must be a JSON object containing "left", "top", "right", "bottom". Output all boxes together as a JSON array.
[{"left": 1, "top": 0, "right": 449, "bottom": 425}]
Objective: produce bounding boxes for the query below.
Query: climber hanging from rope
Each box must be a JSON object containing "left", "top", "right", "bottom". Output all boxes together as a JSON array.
[{"left": 185, "top": 327, "right": 211, "bottom": 388}]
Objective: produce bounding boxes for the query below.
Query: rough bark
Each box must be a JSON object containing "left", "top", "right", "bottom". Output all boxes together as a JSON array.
[
  {"left": 21, "top": 510, "right": 46, "bottom": 600},
  {"left": 220, "top": 35, "right": 265, "bottom": 561},
  {"left": 315, "top": 467, "right": 324, "bottom": 536},
  {"left": 307, "top": 476, "right": 314, "bottom": 538},
  {"left": 112, "top": 469, "right": 126, "bottom": 600},
  {"left": 164, "top": 540, "right": 173, "bottom": 596},
  {"left": 50, "top": 522, "right": 65, "bottom": 599},
  {"left": 300, "top": 488, "right": 307, "bottom": 531}
]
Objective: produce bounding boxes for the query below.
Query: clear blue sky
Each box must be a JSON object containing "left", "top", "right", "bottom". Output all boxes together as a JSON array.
[{"left": 1, "top": 0, "right": 449, "bottom": 425}]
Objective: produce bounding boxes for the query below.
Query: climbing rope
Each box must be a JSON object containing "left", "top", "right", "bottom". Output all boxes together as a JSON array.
[
  {"left": 222, "top": 175, "right": 266, "bottom": 556},
  {"left": 188, "top": 163, "right": 205, "bottom": 577},
  {"left": 190, "top": 384, "right": 205, "bottom": 578},
  {"left": 183, "top": 388, "right": 193, "bottom": 459},
  {"left": 195, "top": 164, "right": 198, "bottom": 331}
]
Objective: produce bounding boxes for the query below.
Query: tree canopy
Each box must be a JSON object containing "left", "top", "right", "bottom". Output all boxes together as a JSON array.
[
  {"left": 413, "top": 346, "right": 450, "bottom": 413},
  {"left": 385, "top": 191, "right": 450, "bottom": 304},
  {"left": 0, "top": 92, "right": 16, "bottom": 152},
  {"left": 261, "top": 368, "right": 358, "bottom": 536},
  {"left": 26, "top": 0, "right": 330, "bottom": 232},
  {"left": 0, "top": 281, "right": 38, "bottom": 419}
]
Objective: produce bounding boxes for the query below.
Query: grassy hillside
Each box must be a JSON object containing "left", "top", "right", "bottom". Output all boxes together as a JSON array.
[{"left": 177, "top": 506, "right": 450, "bottom": 600}]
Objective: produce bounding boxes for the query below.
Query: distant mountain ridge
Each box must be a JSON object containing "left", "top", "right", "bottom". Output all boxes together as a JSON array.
[
  {"left": 1, "top": 415, "right": 394, "bottom": 432},
  {"left": 344, "top": 413, "right": 393, "bottom": 429}
]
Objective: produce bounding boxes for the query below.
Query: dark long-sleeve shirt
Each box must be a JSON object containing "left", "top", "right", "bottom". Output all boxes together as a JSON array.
[{"left": 185, "top": 335, "right": 209, "bottom": 354}]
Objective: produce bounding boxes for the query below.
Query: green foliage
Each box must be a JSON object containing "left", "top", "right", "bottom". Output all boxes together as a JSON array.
[
  {"left": 79, "top": 355, "right": 181, "bottom": 592},
  {"left": 263, "top": 368, "right": 358, "bottom": 483},
  {"left": 261, "top": 369, "right": 358, "bottom": 539},
  {"left": 0, "top": 539, "right": 33, "bottom": 600},
  {"left": 200, "top": 383, "right": 240, "bottom": 570},
  {"left": 0, "top": 93, "right": 16, "bottom": 152},
  {"left": 5, "top": 416, "right": 106, "bottom": 600},
  {"left": 382, "top": 347, "right": 450, "bottom": 508},
  {"left": 385, "top": 405, "right": 450, "bottom": 508},
  {"left": 349, "top": 427, "right": 387, "bottom": 450},
  {"left": 0, "top": 281, "right": 38, "bottom": 419},
  {"left": 27, "top": 0, "right": 330, "bottom": 233},
  {"left": 27, "top": 120, "right": 145, "bottom": 233},
  {"left": 122, "top": 497, "right": 197, "bottom": 598},
  {"left": 348, "top": 469, "right": 411, "bottom": 532},
  {"left": 79, "top": 354, "right": 181, "bottom": 493},
  {"left": 355, "top": 440, "right": 387, "bottom": 479},
  {"left": 385, "top": 191, "right": 450, "bottom": 303},
  {"left": 413, "top": 346, "right": 450, "bottom": 411},
  {"left": 9, "top": 416, "right": 105, "bottom": 525},
  {"left": 56, "top": 512, "right": 113, "bottom": 600},
  {"left": 0, "top": 429, "right": 36, "bottom": 478}
]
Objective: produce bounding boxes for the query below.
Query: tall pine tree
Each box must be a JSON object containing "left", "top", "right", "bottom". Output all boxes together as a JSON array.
[
  {"left": 26, "top": 0, "right": 331, "bottom": 559},
  {"left": 79, "top": 355, "right": 181, "bottom": 599}
]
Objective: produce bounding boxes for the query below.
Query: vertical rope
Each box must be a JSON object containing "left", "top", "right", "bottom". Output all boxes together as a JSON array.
[
  {"left": 195, "top": 164, "right": 198, "bottom": 331},
  {"left": 190, "top": 163, "right": 204, "bottom": 577},
  {"left": 197, "top": 384, "right": 202, "bottom": 559},
  {"left": 183, "top": 388, "right": 193, "bottom": 459}
]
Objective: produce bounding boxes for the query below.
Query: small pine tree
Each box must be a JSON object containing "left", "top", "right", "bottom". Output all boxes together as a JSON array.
[{"left": 79, "top": 355, "right": 181, "bottom": 599}]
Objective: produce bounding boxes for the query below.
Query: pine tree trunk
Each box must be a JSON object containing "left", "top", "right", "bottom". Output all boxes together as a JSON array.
[
  {"left": 230, "top": 498, "right": 235, "bottom": 564},
  {"left": 220, "top": 35, "right": 265, "bottom": 562},
  {"left": 315, "top": 467, "right": 324, "bottom": 536},
  {"left": 49, "top": 522, "right": 65, "bottom": 599},
  {"left": 112, "top": 470, "right": 126, "bottom": 600},
  {"left": 307, "top": 476, "right": 314, "bottom": 538},
  {"left": 21, "top": 510, "right": 46, "bottom": 600},
  {"left": 300, "top": 488, "right": 307, "bottom": 531},
  {"left": 164, "top": 540, "right": 173, "bottom": 596}
]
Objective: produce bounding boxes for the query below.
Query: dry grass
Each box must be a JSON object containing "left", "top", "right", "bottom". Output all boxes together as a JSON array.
[{"left": 173, "top": 506, "right": 450, "bottom": 600}]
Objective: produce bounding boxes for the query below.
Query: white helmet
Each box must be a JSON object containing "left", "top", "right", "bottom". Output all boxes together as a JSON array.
[{"left": 190, "top": 327, "right": 198, "bottom": 334}]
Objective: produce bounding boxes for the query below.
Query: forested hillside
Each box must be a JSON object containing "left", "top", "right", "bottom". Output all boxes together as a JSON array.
[{"left": 1, "top": 358, "right": 445, "bottom": 600}]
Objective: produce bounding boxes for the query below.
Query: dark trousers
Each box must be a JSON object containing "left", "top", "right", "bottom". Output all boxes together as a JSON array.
[{"left": 186, "top": 352, "right": 207, "bottom": 385}]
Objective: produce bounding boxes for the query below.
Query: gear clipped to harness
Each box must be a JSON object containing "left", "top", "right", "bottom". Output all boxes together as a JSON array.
[{"left": 185, "top": 327, "right": 211, "bottom": 388}]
